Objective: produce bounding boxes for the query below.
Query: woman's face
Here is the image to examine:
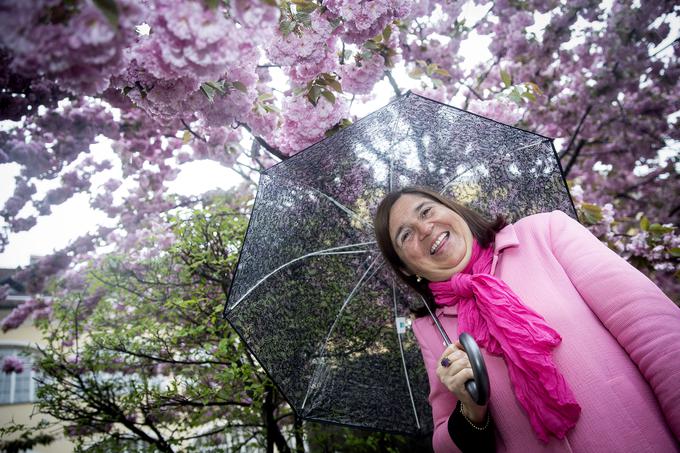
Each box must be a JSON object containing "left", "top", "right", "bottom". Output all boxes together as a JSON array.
[{"left": 388, "top": 193, "right": 473, "bottom": 282}]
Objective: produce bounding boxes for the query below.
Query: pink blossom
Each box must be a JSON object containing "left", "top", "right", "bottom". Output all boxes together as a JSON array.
[
  {"left": 2, "top": 356, "right": 24, "bottom": 374},
  {"left": 245, "top": 108, "right": 280, "bottom": 146},
  {"left": 0, "top": 297, "right": 50, "bottom": 331},
  {"left": 275, "top": 95, "right": 349, "bottom": 156},
  {"left": 132, "top": 0, "right": 249, "bottom": 84},
  {"left": 467, "top": 98, "right": 523, "bottom": 126},
  {"left": 569, "top": 184, "right": 585, "bottom": 204},
  {"left": 267, "top": 11, "right": 339, "bottom": 84},
  {"left": 324, "top": 0, "right": 412, "bottom": 44},
  {"left": 229, "top": 0, "right": 279, "bottom": 40},
  {"left": 412, "top": 86, "right": 451, "bottom": 104},
  {"left": 338, "top": 53, "right": 385, "bottom": 95},
  {"left": 0, "top": 0, "right": 142, "bottom": 95}
]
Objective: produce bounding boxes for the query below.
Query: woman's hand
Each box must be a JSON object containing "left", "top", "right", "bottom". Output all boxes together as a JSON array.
[{"left": 437, "top": 340, "right": 488, "bottom": 423}]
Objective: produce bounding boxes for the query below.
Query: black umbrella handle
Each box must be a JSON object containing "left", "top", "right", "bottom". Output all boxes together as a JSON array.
[
  {"left": 422, "top": 299, "right": 490, "bottom": 405},
  {"left": 459, "top": 332, "right": 490, "bottom": 406}
]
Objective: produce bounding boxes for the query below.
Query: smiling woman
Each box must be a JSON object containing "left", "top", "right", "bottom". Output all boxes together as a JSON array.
[
  {"left": 375, "top": 186, "right": 506, "bottom": 290},
  {"left": 373, "top": 186, "right": 680, "bottom": 453}
]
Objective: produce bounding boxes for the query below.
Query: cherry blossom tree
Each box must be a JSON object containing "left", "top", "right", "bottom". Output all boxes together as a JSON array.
[{"left": 0, "top": 0, "right": 678, "bottom": 448}]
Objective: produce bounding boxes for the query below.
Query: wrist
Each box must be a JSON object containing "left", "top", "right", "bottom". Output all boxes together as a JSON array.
[{"left": 461, "top": 402, "right": 487, "bottom": 425}]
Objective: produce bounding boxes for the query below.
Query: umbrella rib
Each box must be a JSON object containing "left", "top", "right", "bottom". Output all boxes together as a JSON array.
[
  {"left": 309, "top": 186, "right": 372, "bottom": 228},
  {"left": 229, "top": 241, "right": 376, "bottom": 311},
  {"left": 439, "top": 140, "right": 550, "bottom": 196},
  {"left": 513, "top": 138, "right": 550, "bottom": 151},
  {"left": 439, "top": 165, "right": 475, "bottom": 195},
  {"left": 392, "top": 281, "right": 421, "bottom": 430},
  {"left": 301, "top": 254, "right": 384, "bottom": 411}
]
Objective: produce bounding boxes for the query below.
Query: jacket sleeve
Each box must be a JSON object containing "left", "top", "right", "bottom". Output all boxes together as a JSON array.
[
  {"left": 448, "top": 400, "right": 496, "bottom": 453},
  {"left": 412, "top": 318, "right": 461, "bottom": 453},
  {"left": 548, "top": 209, "right": 680, "bottom": 440}
]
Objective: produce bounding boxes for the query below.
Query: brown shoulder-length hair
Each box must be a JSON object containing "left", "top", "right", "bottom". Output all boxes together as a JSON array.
[{"left": 374, "top": 187, "right": 507, "bottom": 317}]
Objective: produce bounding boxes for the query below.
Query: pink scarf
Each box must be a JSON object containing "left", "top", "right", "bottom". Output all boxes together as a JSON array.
[{"left": 429, "top": 239, "right": 581, "bottom": 442}]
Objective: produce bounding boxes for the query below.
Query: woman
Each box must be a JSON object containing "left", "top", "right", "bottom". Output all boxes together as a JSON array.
[{"left": 374, "top": 186, "right": 680, "bottom": 453}]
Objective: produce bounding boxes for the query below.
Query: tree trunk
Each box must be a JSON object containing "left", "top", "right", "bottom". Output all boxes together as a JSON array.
[
  {"left": 263, "top": 385, "right": 291, "bottom": 453},
  {"left": 294, "top": 415, "right": 305, "bottom": 453}
]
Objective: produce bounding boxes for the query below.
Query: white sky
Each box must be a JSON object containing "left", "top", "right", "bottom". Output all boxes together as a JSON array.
[{"left": 0, "top": 3, "right": 677, "bottom": 267}]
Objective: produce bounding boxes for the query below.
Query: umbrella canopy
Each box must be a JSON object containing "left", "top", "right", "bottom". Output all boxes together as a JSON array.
[{"left": 224, "top": 92, "right": 576, "bottom": 436}]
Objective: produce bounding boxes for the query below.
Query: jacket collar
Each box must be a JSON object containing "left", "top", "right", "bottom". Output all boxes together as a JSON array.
[
  {"left": 431, "top": 222, "right": 519, "bottom": 321},
  {"left": 493, "top": 222, "right": 520, "bottom": 255}
]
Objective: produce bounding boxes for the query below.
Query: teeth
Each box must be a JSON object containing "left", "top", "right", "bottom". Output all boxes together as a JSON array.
[{"left": 430, "top": 232, "right": 448, "bottom": 254}]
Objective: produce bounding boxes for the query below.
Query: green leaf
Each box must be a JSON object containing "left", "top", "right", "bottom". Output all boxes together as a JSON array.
[
  {"left": 295, "top": 11, "right": 311, "bottom": 27},
  {"left": 231, "top": 81, "right": 247, "bottom": 93},
  {"left": 640, "top": 216, "right": 649, "bottom": 231},
  {"left": 308, "top": 85, "right": 321, "bottom": 105},
  {"left": 326, "top": 78, "right": 342, "bottom": 93},
  {"left": 363, "top": 41, "right": 380, "bottom": 51},
  {"left": 521, "top": 91, "right": 536, "bottom": 102},
  {"left": 408, "top": 67, "right": 423, "bottom": 79},
  {"left": 205, "top": 81, "right": 225, "bottom": 94},
  {"left": 580, "top": 203, "right": 603, "bottom": 224},
  {"left": 669, "top": 247, "right": 680, "bottom": 258},
  {"left": 262, "top": 104, "right": 281, "bottom": 114},
  {"left": 434, "top": 68, "right": 450, "bottom": 77},
  {"left": 320, "top": 90, "right": 335, "bottom": 104},
  {"left": 93, "top": 0, "right": 119, "bottom": 27},
  {"left": 501, "top": 69, "right": 512, "bottom": 88},
  {"left": 279, "top": 19, "right": 295, "bottom": 36},
  {"left": 527, "top": 81, "right": 543, "bottom": 95},
  {"left": 257, "top": 92, "right": 274, "bottom": 102},
  {"left": 339, "top": 118, "right": 353, "bottom": 128},
  {"left": 359, "top": 50, "right": 373, "bottom": 60},
  {"left": 382, "top": 25, "right": 392, "bottom": 42},
  {"left": 508, "top": 88, "right": 522, "bottom": 104},
  {"left": 204, "top": 0, "right": 220, "bottom": 9},
  {"left": 649, "top": 223, "right": 674, "bottom": 235},
  {"left": 384, "top": 48, "right": 397, "bottom": 68},
  {"left": 295, "top": 2, "right": 317, "bottom": 13},
  {"left": 182, "top": 130, "right": 192, "bottom": 144},
  {"left": 200, "top": 83, "right": 216, "bottom": 102}
]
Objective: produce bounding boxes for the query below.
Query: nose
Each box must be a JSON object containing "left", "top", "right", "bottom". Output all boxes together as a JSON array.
[{"left": 414, "top": 221, "right": 433, "bottom": 240}]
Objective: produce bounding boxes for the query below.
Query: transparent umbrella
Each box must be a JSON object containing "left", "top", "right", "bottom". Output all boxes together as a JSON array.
[{"left": 224, "top": 92, "right": 576, "bottom": 436}]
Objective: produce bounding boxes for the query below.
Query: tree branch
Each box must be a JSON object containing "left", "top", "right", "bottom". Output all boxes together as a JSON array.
[
  {"left": 180, "top": 119, "right": 207, "bottom": 143},
  {"left": 238, "top": 122, "right": 287, "bottom": 161},
  {"left": 563, "top": 139, "right": 586, "bottom": 177},
  {"left": 94, "top": 340, "right": 232, "bottom": 366},
  {"left": 558, "top": 104, "right": 592, "bottom": 159},
  {"left": 384, "top": 70, "right": 402, "bottom": 97},
  {"left": 650, "top": 36, "right": 679, "bottom": 58},
  {"left": 615, "top": 164, "right": 674, "bottom": 198}
]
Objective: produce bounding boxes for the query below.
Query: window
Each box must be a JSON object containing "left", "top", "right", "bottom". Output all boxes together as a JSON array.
[{"left": 0, "top": 347, "right": 37, "bottom": 404}]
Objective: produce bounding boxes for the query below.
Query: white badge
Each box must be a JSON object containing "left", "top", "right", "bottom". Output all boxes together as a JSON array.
[{"left": 396, "top": 317, "right": 406, "bottom": 334}]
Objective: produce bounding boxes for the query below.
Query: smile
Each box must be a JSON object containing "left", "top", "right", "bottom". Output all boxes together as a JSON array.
[{"left": 430, "top": 232, "right": 449, "bottom": 255}]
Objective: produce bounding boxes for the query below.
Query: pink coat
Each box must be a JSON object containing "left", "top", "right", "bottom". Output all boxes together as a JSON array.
[{"left": 412, "top": 210, "right": 680, "bottom": 452}]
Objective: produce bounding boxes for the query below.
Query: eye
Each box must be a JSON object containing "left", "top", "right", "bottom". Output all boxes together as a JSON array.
[
  {"left": 400, "top": 229, "right": 411, "bottom": 245},
  {"left": 421, "top": 206, "right": 432, "bottom": 218}
]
